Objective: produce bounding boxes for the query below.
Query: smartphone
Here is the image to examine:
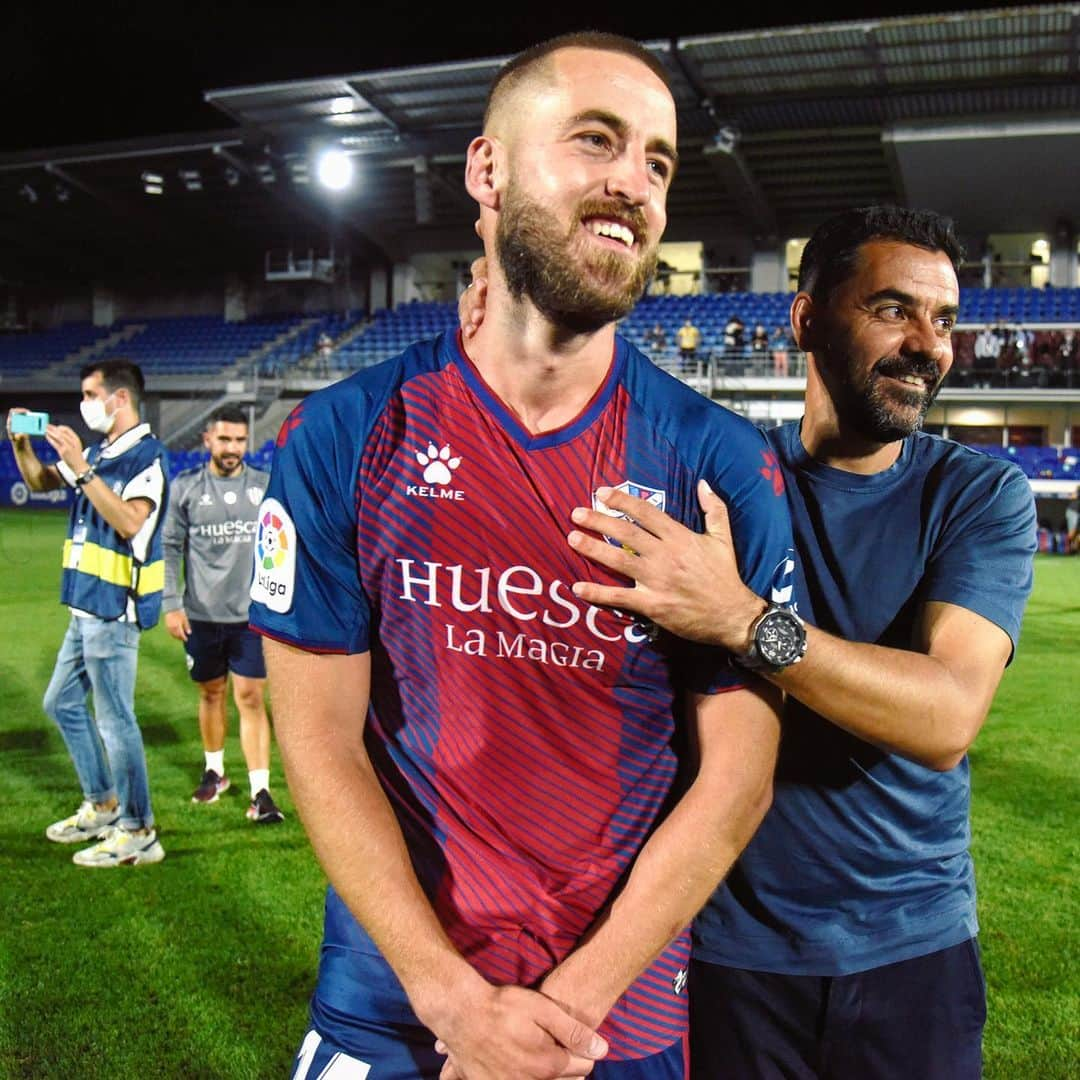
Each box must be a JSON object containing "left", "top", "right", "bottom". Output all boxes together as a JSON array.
[{"left": 10, "top": 411, "right": 49, "bottom": 436}]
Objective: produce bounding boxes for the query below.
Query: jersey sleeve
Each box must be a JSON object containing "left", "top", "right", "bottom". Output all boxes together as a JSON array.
[
  {"left": 922, "top": 461, "right": 1036, "bottom": 654},
  {"left": 161, "top": 473, "right": 189, "bottom": 612},
  {"left": 249, "top": 392, "right": 372, "bottom": 654},
  {"left": 682, "top": 423, "right": 797, "bottom": 695},
  {"left": 122, "top": 459, "right": 165, "bottom": 509}
]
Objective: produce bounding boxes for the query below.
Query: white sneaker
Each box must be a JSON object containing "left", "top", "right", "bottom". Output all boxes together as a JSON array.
[
  {"left": 46, "top": 800, "right": 120, "bottom": 844},
  {"left": 72, "top": 826, "right": 166, "bottom": 868}
]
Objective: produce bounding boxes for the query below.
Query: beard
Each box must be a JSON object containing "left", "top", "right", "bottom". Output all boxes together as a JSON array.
[
  {"left": 827, "top": 350, "right": 944, "bottom": 443},
  {"left": 496, "top": 179, "right": 657, "bottom": 333},
  {"left": 212, "top": 453, "right": 243, "bottom": 476}
]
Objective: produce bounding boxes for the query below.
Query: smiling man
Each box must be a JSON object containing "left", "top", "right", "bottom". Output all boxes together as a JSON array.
[
  {"left": 249, "top": 32, "right": 793, "bottom": 1080},
  {"left": 563, "top": 206, "right": 1037, "bottom": 1079},
  {"left": 161, "top": 405, "right": 282, "bottom": 824}
]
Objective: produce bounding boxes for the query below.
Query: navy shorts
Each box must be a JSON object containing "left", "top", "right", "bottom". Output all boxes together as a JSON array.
[
  {"left": 689, "top": 938, "right": 985, "bottom": 1079},
  {"left": 291, "top": 1026, "right": 687, "bottom": 1080},
  {"left": 292, "top": 944, "right": 687, "bottom": 1080},
  {"left": 184, "top": 620, "right": 266, "bottom": 682}
]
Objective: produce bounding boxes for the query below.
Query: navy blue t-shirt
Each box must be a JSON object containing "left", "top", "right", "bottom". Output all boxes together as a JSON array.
[{"left": 694, "top": 421, "right": 1036, "bottom": 976}]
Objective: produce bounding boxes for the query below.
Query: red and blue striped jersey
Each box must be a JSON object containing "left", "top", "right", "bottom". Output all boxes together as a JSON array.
[{"left": 250, "top": 331, "right": 794, "bottom": 1058}]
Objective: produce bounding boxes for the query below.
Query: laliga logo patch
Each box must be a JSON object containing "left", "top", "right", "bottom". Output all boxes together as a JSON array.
[
  {"left": 250, "top": 498, "right": 296, "bottom": 613},
  {"left": 592, "top": 480, "right": 666, "bottom": 550}
]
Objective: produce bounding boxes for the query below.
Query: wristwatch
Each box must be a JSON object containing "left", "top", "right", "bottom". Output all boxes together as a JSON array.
[
  {"left": 74, "top": 467, "right": 96, "bottom": 487},
  {"left": 736, "top": 603, "right": 807, "bottom": 673}
]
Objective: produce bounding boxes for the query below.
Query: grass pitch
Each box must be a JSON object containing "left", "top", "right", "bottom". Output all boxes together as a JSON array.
[{"left": 0, "top": 509, "right": 1076, "bottom": 1078}]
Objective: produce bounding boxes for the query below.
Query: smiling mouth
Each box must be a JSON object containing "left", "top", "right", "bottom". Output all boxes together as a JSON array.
[
  {"left": 584, "top": 217, "right": 637, "bottom": 249},
  {"left": 892, "top": 373, "right": 929, "bottom": 390}
]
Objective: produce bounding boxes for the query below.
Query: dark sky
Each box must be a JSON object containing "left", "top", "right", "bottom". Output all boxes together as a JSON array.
[{"left": 6, "top": 1, "right": 1018, "bottom": 152}]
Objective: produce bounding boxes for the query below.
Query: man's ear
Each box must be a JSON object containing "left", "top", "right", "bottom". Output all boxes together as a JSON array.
[
  {"left": 790, "top": 292, "right": 818, "bottom": 353},
  {"left": 464, "top": 135, "right": 503, "bottom": 212}
]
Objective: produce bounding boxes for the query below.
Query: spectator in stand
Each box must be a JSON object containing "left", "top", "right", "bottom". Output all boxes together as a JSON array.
[
  {"left": 770, "top": 324, "right": 790, "bottom": 377},
  {"left": 750, "top": 323, "right": 769, "bottom": 372},
  {"left": 723, "top": 313, "right": 745, "bottom": 368},
  {"left": 643, "top": 322, "right": 668, "bottom": 354},
  {"left": 316, "top": 332, "right": 334, "bottom": 377},
  {"left": 1008, "top": 325, "right": 1045, "bottom": 387},
  {"left": 677, "top": 316, "right": 702, "bottom": 370},
  {"left": 1058, "top": 329, "right": 1078, "bottom": 386},
  {"left": 973, "top": 323, "right": 1003, "bottom": 387}
]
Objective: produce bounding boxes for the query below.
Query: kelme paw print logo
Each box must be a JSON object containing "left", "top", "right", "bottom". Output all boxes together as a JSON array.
[{"left": 416, "top": 443, "right": 461, "bottom": 485}]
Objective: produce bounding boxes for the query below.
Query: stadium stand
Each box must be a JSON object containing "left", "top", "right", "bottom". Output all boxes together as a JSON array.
[
  {"left": 321, "top": 288, "right": 1080, "bottom": 384},
  {"left": 104, "top": 315, "right": 306, "bottom": 375},
  {"left": 0, "top": 322, "right": 117, "bottom": 377}
]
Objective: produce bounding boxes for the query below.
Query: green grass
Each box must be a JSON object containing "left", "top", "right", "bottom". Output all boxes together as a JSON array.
[
  {"left": 0, "top": 510, "right": 322, "bottom": 1079},
  {"left": 0, "top": 509, "right": 1077, "bottom": 1077}
]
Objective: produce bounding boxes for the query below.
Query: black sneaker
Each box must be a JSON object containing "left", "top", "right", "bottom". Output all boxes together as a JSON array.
[
  {"left": 191, "top": 769, "right": 230, "bottom": 804},
  {"left": 246, "top": 789, "right": 284, "bottom": 825}
]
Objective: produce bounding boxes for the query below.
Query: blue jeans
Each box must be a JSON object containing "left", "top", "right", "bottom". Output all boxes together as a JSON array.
[{"left": 42, "top": 615, "right": 155, "bottom": 831}]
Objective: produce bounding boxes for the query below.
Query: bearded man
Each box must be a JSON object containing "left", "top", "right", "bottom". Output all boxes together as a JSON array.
[
  {"left": 249, "top": 31, "right": 794, "bottom": 1080},
  {"left": 561, "top": 206, "right": 1037, "bottom": 1080}
]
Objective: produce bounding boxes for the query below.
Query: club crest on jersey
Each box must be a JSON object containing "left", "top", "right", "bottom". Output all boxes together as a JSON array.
[
  {"left": 405, "top": 443, "right": 465, "bottom": 502},
  {"left": 250, "top": 498, "right": 296, "bottom": 613},
  {"left": 593, "top": 481, "right": 666, "bottom": 549},
  {"left": 246, "top": 486, "right": 264, "bottom": 506}
]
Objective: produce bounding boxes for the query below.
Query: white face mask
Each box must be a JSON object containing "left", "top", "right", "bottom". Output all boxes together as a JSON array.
[{"left": 80, "top": 394, "right": 116, "bottom": 434}]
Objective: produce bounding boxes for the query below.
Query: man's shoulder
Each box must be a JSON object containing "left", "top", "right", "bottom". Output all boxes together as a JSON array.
[
  {"left": 624, "top": 340, "right": 763, "bottom": 432},
  {"left": 287, "top": 339, "right": 443, "bottom": 437},
  {"left": 169, "top": 464, "right": 207, "bottom": 498},
  {"left": 910, "top": 431, "right": 1028, "bottom": 486}
]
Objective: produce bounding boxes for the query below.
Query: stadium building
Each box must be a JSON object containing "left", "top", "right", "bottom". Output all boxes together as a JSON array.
[{"left": 2, "top": 4, "right": 1079, "bottom": 541}]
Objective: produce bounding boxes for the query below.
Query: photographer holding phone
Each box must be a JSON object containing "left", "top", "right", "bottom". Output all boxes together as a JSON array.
[{"left": 6, "top": 358, "right": 168, "bottom": 867}]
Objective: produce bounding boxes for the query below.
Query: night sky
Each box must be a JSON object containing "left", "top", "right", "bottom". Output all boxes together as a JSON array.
[{"left": 7, "top": 1, "right": 1018, "bottom": 152}]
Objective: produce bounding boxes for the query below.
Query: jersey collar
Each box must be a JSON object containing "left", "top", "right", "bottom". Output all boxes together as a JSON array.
[
  {"left": 444, "top": 330, "right": 626, "bottom": 451},
  {"left": 98, "top": 422, "right": 151, "bottom": 459}
]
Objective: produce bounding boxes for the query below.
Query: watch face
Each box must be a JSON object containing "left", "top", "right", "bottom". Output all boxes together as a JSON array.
[{"left": 757, "top": 610, "right": 805, "bottom": 666}]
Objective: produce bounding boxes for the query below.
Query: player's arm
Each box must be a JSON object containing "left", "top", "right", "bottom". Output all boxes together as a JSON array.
[
  {"left": 538, "top": 681, "right": 780, "bottom": 1031},
  {"left": 569, "top": 482, "right": 1010, "bottom": 772},
  {"left": 264, "top": 639, "right": 608, "bottom": 1080},
  {"left": 161, "top": 480, "right": 191, "bottom": 641},
  {"left": 5, "top": 409, "right": 62, "bottom": 490},
  {"left": 45, "top": 423, "right": 153, "bottom": 539}
]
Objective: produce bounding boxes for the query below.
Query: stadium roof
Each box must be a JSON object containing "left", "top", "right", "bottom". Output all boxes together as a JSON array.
[{"left": 3, "top": 4, "right": 1079, "bottom": 283}]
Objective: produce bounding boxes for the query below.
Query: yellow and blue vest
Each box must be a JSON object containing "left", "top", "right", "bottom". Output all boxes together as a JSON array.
[{"left": 60, "top": 426, "right": 168, "bottom": 628}]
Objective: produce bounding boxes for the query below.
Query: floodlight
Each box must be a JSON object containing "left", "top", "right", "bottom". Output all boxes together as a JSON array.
[
  {"left": 330, "top": 97, "right": 356, "bottom": 115},
  {"left": 316, "top": 149, "right": 354, "bottom": 191}
]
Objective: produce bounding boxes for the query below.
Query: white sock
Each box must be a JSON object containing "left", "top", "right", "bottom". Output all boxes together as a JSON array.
[
  {"left": 205, "top": 750, "right": 225, "bottom": 776},
  {"left": 249, "top": 769, "right": 270, "bottom": 799}
]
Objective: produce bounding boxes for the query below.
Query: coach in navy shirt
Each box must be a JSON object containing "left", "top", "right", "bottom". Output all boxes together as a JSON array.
[{"left": 563, "top": 206, "right": 1037, "bottom": 1079}]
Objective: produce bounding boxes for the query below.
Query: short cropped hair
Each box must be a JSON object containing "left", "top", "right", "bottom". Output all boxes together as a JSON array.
[
  {"left": 798, "top": 206, "right": 965, "bottom": 305},
  {"left": 207, "top": 404, "right": 248, "bottom": 429},
  {"left": 484, "top": 31, "right": 670, "bottom": 130},
  {"left": 80, "top": 358, "right": 145, "bottom": 412}
]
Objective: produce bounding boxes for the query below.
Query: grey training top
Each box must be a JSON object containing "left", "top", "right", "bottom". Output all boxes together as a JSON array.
[{"left": 162, "top": 463, "right": 269, "bottom": 623}]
